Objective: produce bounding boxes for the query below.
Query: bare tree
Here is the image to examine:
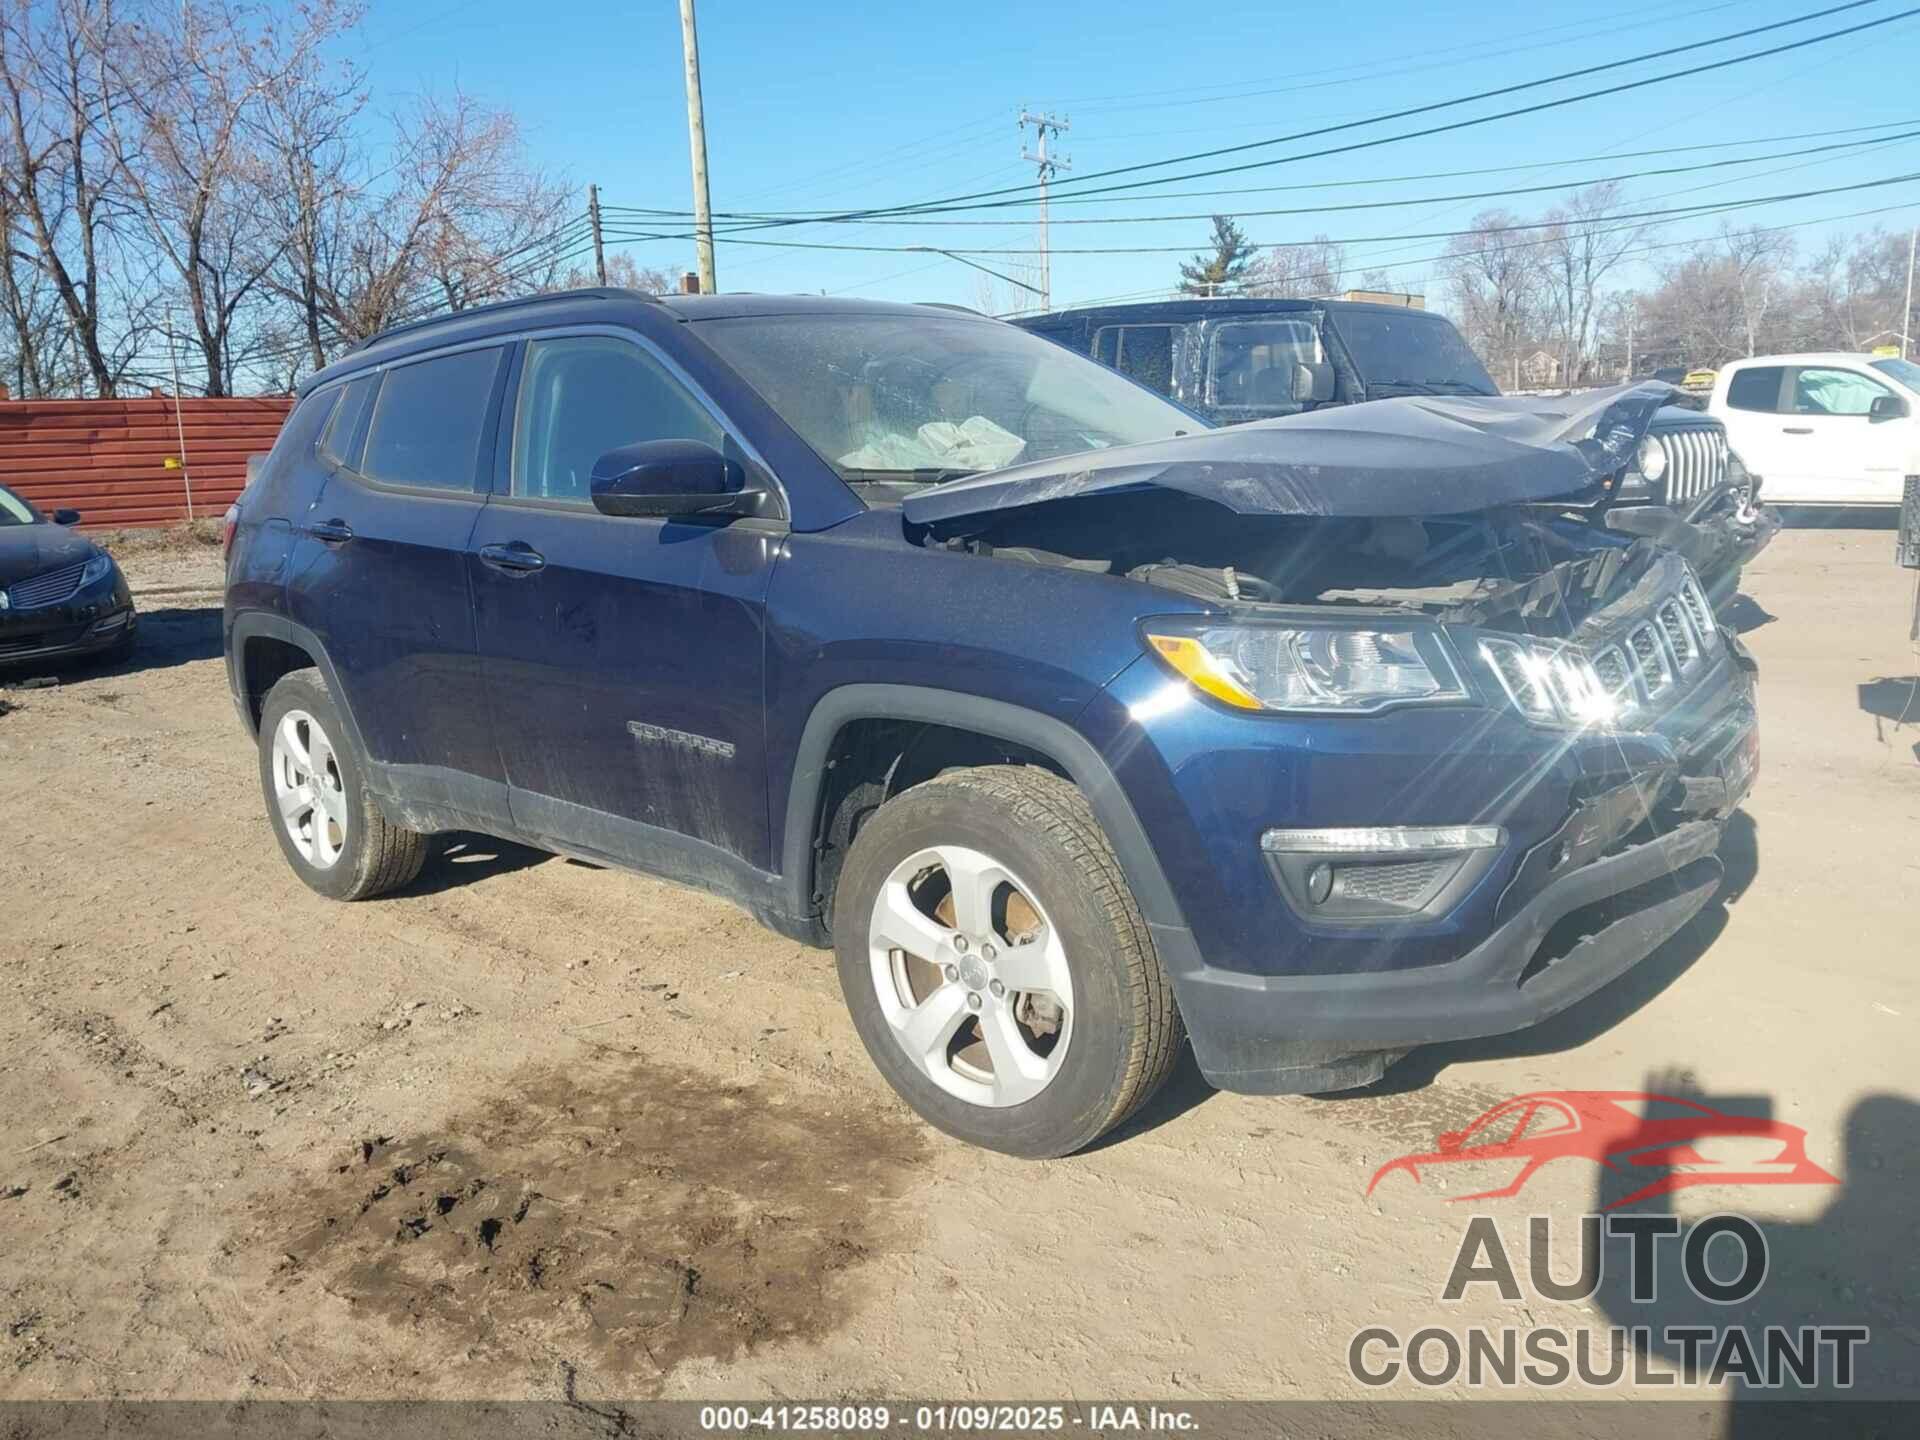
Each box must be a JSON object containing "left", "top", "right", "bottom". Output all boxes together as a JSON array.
[
  {"left": 251, "top": 0, "right": 365, "bottom": 374},
  {"left": 1248, "top": 234, "right": 1346, "bottom": 298},
  {"left": 1540, "top": 182, "right": 1655, "bottom": 385},
  {"left": 1441, "top": 209, "right": 1547, "bottom": 390},
  {"left": 0, "top": 0, "right": 143, "bottom": 395},
  {"left": 323, "top": 91, "right": 571, "bottom": 346},
  {"left": 556, "top": 251, "right": 674, "bottom": 294},
  {"left": 1717, "top": 224, "right": 1795, "bottom": 359}
]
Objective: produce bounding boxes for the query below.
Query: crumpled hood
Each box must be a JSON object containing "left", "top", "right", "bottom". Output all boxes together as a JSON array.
[
  {"left": 902, "top": 382, "right": 1677, "bottom": 529},
  {"left": 0, "top": 522, "right": 97, "bottom": 588}
]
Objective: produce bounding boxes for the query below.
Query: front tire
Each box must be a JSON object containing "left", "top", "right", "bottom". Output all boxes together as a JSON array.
[
  {"left": 833, "top": 765, "right": 1184, "bottom": 1157},
  {"left": 257, "top": 667, "right": 427, "bottom": 901}
]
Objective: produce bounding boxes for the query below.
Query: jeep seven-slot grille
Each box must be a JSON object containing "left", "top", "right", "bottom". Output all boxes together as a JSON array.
[
  {"left": 2, "top": 560, "right": 87, "bottom": 610},
  {"left": 1654, "top": 425, "right": 1727, "bottom": 506},
  {"left": 1479, "top": 570, "right": 1721, "bottom": 728}
]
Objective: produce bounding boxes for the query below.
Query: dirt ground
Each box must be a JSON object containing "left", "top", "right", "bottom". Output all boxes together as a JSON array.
[{"left": 1, "top": 525, "right": 1917, "bottom": 1406}]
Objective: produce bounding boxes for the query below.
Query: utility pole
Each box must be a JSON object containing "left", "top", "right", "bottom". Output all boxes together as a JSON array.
[
  {"left": 678, "top": 0, "right": 717, "bottom": 295},
  {"left": 588, "top": 184, "right": 608, "bottom": 286},
  {"left": 1019, "top": 109, "right": 1069, "bottom": 312},
  {"left": 1904, "top": 224, "right": 1916, "bottom": 360}
]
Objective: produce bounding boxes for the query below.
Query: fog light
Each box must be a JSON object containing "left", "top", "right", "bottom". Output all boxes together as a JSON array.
[
  {"left": 1261, "top": 825, "right": 1506, "bottom": 924},
  {"left": 87, "top": 609, "right": 131, "bottom": 635}
]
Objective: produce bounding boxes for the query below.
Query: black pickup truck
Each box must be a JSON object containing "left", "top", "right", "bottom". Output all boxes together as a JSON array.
[{"left": 1015, "top": 298, "right": 1776, "bottom": 600}]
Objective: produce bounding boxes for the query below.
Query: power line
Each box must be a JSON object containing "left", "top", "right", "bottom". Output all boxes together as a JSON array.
[
  {"left": 605, "top": 120, "right": 1920, "bottom": 221},
  {"left": 1051, "top": 0, "right": 1751, "bottom": 112},
  {"left": 608, "top": 129, "right": 1920, "bottom": 231},
  {"left": 600, "top": 169, "right": 1920, "bottom": 257},
  {"left": 669, "top": 1, "right": 1917, "bottom": 235}
]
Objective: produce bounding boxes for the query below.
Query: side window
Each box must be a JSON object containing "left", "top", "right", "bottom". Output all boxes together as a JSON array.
[
  {"left": 509, "top": 336, "right": 725, "bottom": 503},
  {"left": 1091, "top": 325, "right": 1179, "bottom": 397},
  {"left": 1208, "top": 320, "right": 1322, "bottom": 407},
  {"left": 317, "top": 375, "right": 376, "bottom": 469},
  {"left": 1725, "top": 366, "right": 1786, "bottom": 413},
  {"left": 1791, "top": 366, "right": 1894, "bottom": 417},
  {"left": 360, "top": 347, "right": 505, "bottom": 492}
]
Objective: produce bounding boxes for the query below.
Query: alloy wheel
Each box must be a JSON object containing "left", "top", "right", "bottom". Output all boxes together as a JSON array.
[
  {"left": 867, "top": 844, "right": 1074, "bottom": 1108},
  {"left": 271, "top": 708, "right": 348, "bottom": 869}
]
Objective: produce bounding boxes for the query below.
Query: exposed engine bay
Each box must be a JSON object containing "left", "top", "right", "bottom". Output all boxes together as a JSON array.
[
  {"left": 925, "top": 485, "right": 1758, "bottom": 638},
  {"left": 900, "top": 381, "right": 1777, "bottom": 633}
]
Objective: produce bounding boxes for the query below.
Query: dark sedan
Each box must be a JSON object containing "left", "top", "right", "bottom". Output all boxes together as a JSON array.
[{"left": 0, "top": 482, "right": 136, "bottom": 668}]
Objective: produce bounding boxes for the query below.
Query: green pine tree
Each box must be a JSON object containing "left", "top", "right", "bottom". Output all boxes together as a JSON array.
[{"left": 1179, "top": 215, "right": 1257, "bottom": 296}]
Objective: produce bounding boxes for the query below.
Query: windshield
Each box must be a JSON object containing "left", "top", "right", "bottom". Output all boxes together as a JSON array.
[
  {"left": 1329, "top": 310, "right": 1498, "bottom": 396},
  {"left": 0, "top": 483, "right": 37, "bottom": 526},
  {"left": 694, "top": 313, "right": 1200, "bottom": 482},
  {"left": 1869, "top": 356, "right": 1920, "bottom": 392}
]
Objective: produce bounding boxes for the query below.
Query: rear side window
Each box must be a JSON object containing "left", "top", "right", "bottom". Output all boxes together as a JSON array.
[
  {"left": 317, "top": 376, "right": 375, "bottom": 468},
  {"left": 360, "top": 347, "right": 505, "bottom": 491},
  {"left": 510, "top": 336, "right": 725, "bottom": 503},
  {"left": 1092, "top": 324, "right": 1181, "bottom": 396},
  {"left": 1725, "top": 366, "right": 1786, "bottom": 412}
]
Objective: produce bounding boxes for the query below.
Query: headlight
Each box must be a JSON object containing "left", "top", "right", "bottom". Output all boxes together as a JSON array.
[
  {"left": 78, "top": 552, "right": 115, "bottom": 588},
  {"left": 1725, "top": 447, "right": 1758, "bottom": 500},
  {"left": 1636, "top": 435, "right": 1668, "bottom": 481},
  {"left": 1142, "top": 620, "right": 1468, "bottom": 714}
]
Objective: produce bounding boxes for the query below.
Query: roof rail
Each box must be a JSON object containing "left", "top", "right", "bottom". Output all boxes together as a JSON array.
[
  {"left": 916, "top": 302, "right": 983, "bottom": 315},
  {"left": 350, "top": 287, "right": 656, "bottom": 353}
]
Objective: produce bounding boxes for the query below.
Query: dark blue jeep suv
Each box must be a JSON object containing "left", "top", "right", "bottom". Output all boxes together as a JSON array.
[{"left": 225, "top": 288, "right": 1758, "bottom": 1156}]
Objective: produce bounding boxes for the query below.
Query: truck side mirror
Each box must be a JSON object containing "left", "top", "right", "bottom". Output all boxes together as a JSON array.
[
  {"left": 1870, "top": 393, "right": 1909, "bottom": 422},
  {"left": 1292, "top": 362, "right": 1335, "bottom": 405}
]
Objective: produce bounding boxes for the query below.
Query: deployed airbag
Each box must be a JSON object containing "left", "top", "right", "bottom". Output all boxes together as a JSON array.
[{"left": 902, "top": 383, "right": 1677, "bottom": 528}]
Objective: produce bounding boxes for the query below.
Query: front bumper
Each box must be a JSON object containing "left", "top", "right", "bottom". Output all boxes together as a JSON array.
[
  {"left": 0, "top": 602, "right": 136, "bottom": 667},
  {"left": 1170, "top": 817, "right": 1725, "bottom": 1092},
  {"left": 1086, "top": 597, "right": 1757, "bottom": 1095}
]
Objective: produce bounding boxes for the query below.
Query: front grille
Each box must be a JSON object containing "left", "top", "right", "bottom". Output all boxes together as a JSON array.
[
  {"left": 3, "top": 559, "right": 87, "bottom": 610},
  {"left": 1654, "top": 425, "right": 1727, "bottom": 506},
  {"left": 0, "top": 624, "right": 86, "bottom": 655},
  {"left": 1482, "top": 566, "right": 1721, "bottom": 728}
]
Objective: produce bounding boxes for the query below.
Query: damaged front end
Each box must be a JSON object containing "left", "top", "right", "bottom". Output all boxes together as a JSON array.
[
  {"left": 903, "top": 384, "right": 1760, "bottom": 1091},
  {"left": 904, "top": 380, "right": 1774, "bottom": 614}
]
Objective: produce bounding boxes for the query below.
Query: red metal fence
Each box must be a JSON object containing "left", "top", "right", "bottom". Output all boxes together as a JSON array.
[{"left": 0, "top": 396, "right": 292, "bottom": 530}]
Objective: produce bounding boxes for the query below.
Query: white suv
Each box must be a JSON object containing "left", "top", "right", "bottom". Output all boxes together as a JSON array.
[{"left": 1708, "top": 352, "right": 1920, "bottom": 505}]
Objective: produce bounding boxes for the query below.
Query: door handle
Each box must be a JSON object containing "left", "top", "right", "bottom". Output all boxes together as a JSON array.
[
  {"left": 1781, "top": 427, "right": 1814, "bottom": 435},
  {"left": 307, "top": 518, "right": 354, "bottom": 543},
  {"left": 478, "top": 541, "right": 546, "bottom": 574}
]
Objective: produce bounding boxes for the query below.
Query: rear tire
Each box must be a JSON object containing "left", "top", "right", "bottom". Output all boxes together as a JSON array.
[
  {"left": 833, "top": 764, "right": 1184, "bottom": 1158},
  {"left": 257, "top": 667, "right": 427, "bottom": 901}
]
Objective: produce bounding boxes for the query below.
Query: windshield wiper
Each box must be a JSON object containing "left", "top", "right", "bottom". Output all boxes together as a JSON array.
[{"left": 838, "top": 467, "right": 982, "bottom": 486}]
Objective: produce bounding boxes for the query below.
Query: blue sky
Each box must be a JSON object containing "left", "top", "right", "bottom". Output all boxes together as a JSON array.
[{"left": 354, "top": 0, "right": 1920, "bottom": 313}]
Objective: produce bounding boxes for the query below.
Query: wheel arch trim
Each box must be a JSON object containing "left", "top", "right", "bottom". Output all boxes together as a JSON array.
[
  {"left": 780, "top": 685, "right": 1192, "bottom": 945},
  {"left": 227, "top": 611, "right": 370, "bottom": 762}
]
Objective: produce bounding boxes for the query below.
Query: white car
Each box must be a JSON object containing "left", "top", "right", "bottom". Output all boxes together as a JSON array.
[{"left": 1708, "top": 352, "right": 1920, "bottom": 506}]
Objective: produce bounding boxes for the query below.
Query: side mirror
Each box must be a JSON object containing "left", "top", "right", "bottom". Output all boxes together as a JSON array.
[
  {"left": 1292, "top": 361, "right": 1335, "bottom": 404},
  {"left": 1436, "top": 1130, "right": 1465, "bottom": 1154},
  {"left": 589, "top": 439, "right": 749, "bottom": 519},
  {"left": 52, "top": 508, "right": 81, "bottom": 526},
  {"left": 1870, "top": 393, "right": 1909, "bottom": 422}
]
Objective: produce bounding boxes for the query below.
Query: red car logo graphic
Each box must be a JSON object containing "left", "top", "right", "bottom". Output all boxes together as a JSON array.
[{"left": 1366, "top": 1091, "right": 1837, "bottom": 1209}]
